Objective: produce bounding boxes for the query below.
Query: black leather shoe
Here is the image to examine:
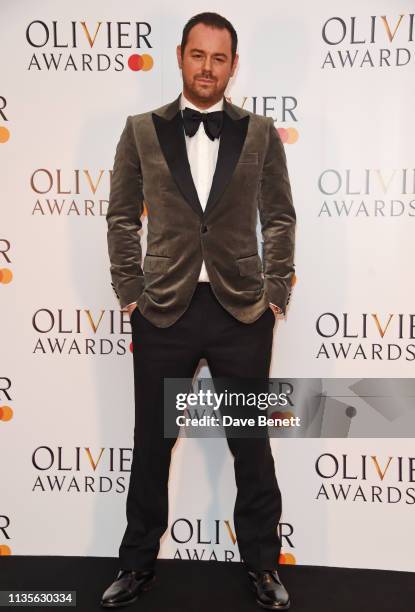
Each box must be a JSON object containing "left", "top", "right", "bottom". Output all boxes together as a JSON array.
[
  {"left": 100, "top": 569, "right": 155, "bottom": 608},
  {"left": 247, "top": 569, "right": 290, "bottom": 610}
]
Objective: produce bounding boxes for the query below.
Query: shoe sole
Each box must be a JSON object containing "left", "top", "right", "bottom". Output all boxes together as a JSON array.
[
  {"left": 100, "top": 575, "right": 155, "bottom": 608},
  {"left": 255, "top": 598, "right": 291, "bottom": 610}
]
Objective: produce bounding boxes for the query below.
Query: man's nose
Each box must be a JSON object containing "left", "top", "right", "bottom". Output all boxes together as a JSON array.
[{"left": 202, "top": 56, "right": 213, "bottom": 72}]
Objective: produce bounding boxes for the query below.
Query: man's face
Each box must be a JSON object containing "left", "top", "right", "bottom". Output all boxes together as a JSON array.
[{"left": 177, "top": 23, "right": 238, "bottom": 107}]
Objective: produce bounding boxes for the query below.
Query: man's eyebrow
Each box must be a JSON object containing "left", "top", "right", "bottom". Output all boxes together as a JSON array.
[{"left": 189, "top": 48, "right": 228, "bottom": 58}]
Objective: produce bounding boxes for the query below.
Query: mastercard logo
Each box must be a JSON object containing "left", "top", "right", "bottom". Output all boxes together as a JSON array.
[
  {"left": 0, "top": 406, "right": 13, "bottom": 421},
  {"left": 128, "top": 54, "right": 154, "bottom": 72},
  {"left": 279, "top": 552, "right": 296, "bottom": 564},
  {"left": 0, "top": 268, "right": 13, "bottom": 284},
  {"left": 0, "top": 126, "right": 10, "bottom": 144},
  {"left": 277, "top": 126, "right": 299, "bottom": 144}
]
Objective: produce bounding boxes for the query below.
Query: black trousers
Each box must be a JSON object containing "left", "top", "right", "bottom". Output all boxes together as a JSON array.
[{"left": 119, "top": 282, "right": 282, "bottom": 571}]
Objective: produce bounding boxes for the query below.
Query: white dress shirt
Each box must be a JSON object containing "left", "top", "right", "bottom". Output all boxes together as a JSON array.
[{"left": 180, "top": 91, "right": 223, "bottom": 282}]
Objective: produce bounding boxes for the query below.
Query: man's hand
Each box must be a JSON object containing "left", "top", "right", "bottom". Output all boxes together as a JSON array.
[
  {"left": 125, "top": 303, "right": 138, "bottom": 319},
  {"left": 269, "top": 303, "right": 283, "bottom": 316}
]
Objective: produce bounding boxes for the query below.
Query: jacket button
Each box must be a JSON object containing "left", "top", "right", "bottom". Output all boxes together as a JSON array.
[{"left": 201, "top": 224, "right": 208, "bottom": 233}]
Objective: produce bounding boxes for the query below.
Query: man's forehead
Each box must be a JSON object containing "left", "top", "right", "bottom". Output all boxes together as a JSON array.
[{"left": 187, "top": 24, "right": 232, "bottom": 47}]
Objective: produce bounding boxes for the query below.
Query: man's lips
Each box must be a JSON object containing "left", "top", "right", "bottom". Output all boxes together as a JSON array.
[{"left": 196, "top": 77, "right": 215, "bottom": 83}]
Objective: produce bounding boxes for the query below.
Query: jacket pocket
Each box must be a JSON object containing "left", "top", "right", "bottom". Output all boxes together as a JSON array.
[
  {"left": 238, "top": 152, "right": 259, "bottom": 165},
  {"left": 143, "top": 254, "right": 171, "bottom": 273},
  {"left": 236, "top": 254, "right": 262, "bottom": 277}
]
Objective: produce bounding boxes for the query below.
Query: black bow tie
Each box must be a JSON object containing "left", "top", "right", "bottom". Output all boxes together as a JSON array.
[{"left": 182, "top": 107, "right": 224, "bottom": 141}]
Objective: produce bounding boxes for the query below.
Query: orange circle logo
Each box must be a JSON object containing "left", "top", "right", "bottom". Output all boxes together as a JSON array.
[
  {"left": 270, "top": 410, "right": 295, "bottom": 424},
  {"left": 279, "top": 552, "right": 296, "bottom": 564},
  {"left": 0, "top": 268, "right": 13, "bottom": 284},
  {"left": 0, "top": 406, "right": 13, "bottom": 421},
  {"left": 0, "top": 126, "right": 10, "bottom": 143}
]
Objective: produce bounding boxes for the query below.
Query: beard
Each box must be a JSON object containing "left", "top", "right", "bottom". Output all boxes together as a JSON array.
[{"left": 183, "top": 72, "right": 227, "bottom": 105}]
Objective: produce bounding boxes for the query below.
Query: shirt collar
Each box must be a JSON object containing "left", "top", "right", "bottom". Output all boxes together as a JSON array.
[{"left": 180, "top": 92, "right": 224, "bottom": 113}]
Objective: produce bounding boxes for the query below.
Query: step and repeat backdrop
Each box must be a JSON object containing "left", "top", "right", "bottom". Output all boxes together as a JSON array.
[{"left": 1, "top": 1, "right": 414, "bottom": 572}]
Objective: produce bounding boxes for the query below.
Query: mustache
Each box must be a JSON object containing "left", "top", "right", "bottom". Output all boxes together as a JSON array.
[{"left": 195, "top": 74, "right": 216, "bottom": 80}]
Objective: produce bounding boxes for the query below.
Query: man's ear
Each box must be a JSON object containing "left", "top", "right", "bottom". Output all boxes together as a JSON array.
[
  {"left": 176, "top": 44, "right": 183, "bottom": 68},
  {"left": 230, "top": 53, "right": 239, "bottom": 77}
]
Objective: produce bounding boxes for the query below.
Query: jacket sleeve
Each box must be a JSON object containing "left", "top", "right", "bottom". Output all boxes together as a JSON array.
[
  {"left": 106, "top": 115, "right": 145, "bottom": 308},
  {"left": 258, "top": 117, "right": 296, "bottom": 314}
]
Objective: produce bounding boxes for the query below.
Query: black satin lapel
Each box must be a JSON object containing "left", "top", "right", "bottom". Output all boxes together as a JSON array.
[
  {"left": 204, "top": 113, "right": 250, "bottom": 217},
  {"left": 152, "top": 112, "right": 203, "bottom": 218}
]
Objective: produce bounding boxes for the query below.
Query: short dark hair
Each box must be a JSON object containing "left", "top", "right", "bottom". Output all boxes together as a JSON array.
[{"left": 181, "top": 12, "right": 238, "bottom": 63}]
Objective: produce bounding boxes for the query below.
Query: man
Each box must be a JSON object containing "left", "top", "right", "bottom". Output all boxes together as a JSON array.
[{"left": 101, "top": 11, "right": 296, "bottom": 610}]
